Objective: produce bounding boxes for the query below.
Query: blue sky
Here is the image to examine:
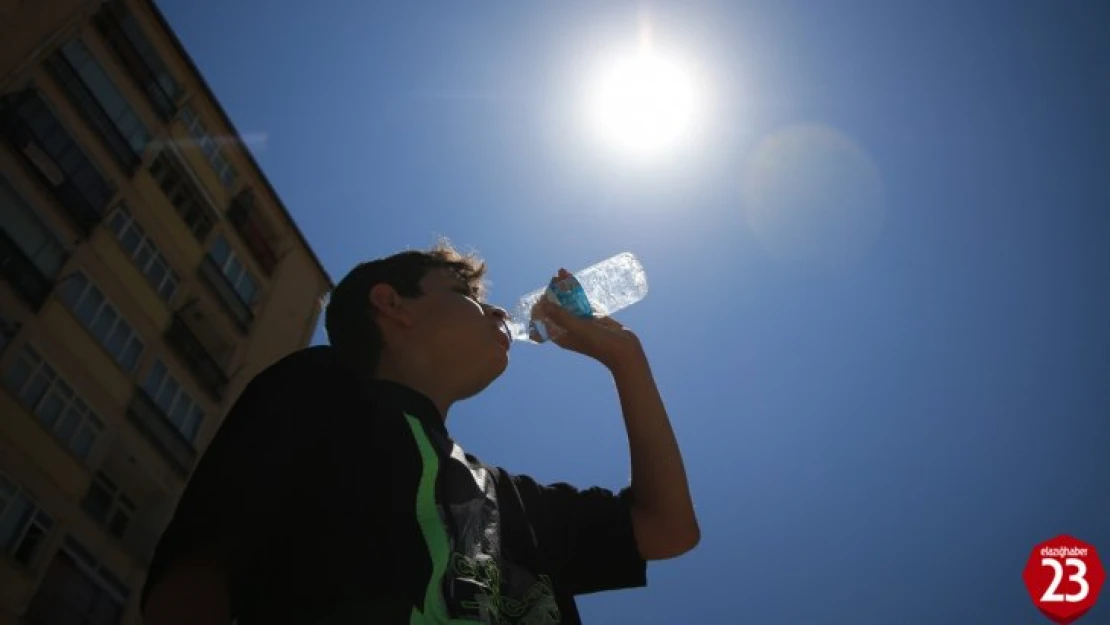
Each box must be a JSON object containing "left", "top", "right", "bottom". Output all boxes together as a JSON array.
[{"left": 158, "top": 1, "right": 1110, "bottom": 622}]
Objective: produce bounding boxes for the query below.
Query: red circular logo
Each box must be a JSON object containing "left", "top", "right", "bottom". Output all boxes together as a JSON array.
[{"left": 1023, "top": 535, "right": 1105, "bottom": 624}]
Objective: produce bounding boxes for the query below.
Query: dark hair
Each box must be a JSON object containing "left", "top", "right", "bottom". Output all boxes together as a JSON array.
[{"left": 324, "top": 240, "right": 487, "bottom": 375}]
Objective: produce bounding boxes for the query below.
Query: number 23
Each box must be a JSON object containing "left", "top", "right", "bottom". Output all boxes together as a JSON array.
[{"left": 1041, "top": 557, "right": 1090, "bottom": 603}]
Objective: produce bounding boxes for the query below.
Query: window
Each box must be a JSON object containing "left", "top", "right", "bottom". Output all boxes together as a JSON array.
[
  {"left": 227, "top": 190, "right": 279, "bottom": 276},
  {"left": 4, "top": 345, "right": 105, "bottom": 460},
  {"left": 179, "top": 106, "right": 237, "bottom": 190},
  {"left": 143, "top": 359, "right": 204, "bottom": 443},
  {"left": 60, "top": 272, "right": 145, "bottom": 373},
  {"left": 115, "top": 10, "right": 179, "bottom": 100},
  {"left": 106, "top": 205, "right": 179, "bottom": 302},
  {"left": 23, "top": 536, "right": 129, "bottom": 625},
  {"left": 82, "top": 472, "right": 136, "bottom": 539},
  {"left": 0, "top": 173, "right": 68, "bottom": 278},
  {"left": 47, "top": 38, "right": 151, "bottom": 171},
  {"left": 0, "top": 172, "right": 69, "bottom": 309},
  {"left": 148, "top": 151, "right": 216, "bottom": 241},
  {"left": 94, "top": 0, "right": 180, "bottom": 121},
  {"left": 0, "top": 473, "right": 55, "bottom": 567},
  {"left": 208, "top": 235, "right": 258, "bottom": 306},
  {"left": 0, "top": 90, "right": 115, "bottom": 234}
]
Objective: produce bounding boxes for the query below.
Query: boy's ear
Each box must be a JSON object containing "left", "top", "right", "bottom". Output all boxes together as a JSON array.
[{"left": 368, "top": 283, "right": 413, "bottom": 327}]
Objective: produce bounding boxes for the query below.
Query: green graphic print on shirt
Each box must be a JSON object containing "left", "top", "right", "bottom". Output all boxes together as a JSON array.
[{"left": 404, "top": 414, "right": 561, "bottom": 625}]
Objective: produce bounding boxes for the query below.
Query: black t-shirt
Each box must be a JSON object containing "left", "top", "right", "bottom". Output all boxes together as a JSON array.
[{"left": 140, "top": 346, "right": 647, "bottom": 624}]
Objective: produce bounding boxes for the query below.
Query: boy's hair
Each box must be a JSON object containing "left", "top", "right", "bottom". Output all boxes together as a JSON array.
[{"left": 324, "top": 240, "right": 487, "bottom": 375}]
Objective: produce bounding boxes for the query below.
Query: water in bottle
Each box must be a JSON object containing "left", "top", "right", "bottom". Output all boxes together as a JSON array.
[{"left": 505, "top": 252, "right": 649, "bottom": 344}]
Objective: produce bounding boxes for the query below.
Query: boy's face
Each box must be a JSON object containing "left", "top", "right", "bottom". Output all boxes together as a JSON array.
[{"left": 406, "top": 268, "right": 511, "bottom": 396}]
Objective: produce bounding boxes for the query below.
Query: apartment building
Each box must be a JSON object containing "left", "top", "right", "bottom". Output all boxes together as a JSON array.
[{"left": 0, "top": 1, "right": 333, "bottom": 623}]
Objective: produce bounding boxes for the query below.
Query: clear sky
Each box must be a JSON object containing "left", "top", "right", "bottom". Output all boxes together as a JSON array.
[{"left": 157, "top": 1, "right": 1110, "bottom": 622}]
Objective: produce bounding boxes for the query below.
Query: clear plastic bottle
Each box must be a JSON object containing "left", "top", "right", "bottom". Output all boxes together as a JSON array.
[{"left": 505, "top": 252, "right": 649, "bottom": 344}]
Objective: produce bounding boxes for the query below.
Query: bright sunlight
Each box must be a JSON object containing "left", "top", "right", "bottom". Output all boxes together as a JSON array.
[{"left": 586, "top": 22, "right": 701, "bottom": 159}]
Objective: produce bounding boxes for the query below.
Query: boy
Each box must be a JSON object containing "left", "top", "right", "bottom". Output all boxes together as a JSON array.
[{"left": 140, "top": 242, "right": 698, "bottom": 624}]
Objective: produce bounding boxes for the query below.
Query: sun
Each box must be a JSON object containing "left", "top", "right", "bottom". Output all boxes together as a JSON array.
[{"left": 587, "top": 41, "right": 700, "bottom": 158}]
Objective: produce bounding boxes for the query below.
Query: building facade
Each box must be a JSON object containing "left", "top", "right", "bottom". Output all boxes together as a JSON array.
[{"left": 0, "top": 1, "right": 333, "bottom": 623}]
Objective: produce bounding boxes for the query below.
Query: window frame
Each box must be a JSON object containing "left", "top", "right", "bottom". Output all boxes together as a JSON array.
[
  {"left": 179, "top": 105, "right": 238, "bottom": 190},
  {"left": 46, "top": 37, "right": 152, "bottom": 172},
  {"left": 3, "top": 344, "right": 106, "bottom": 461},
  {"left": 207, "top": 234, "right": 259, "bottom": 307},
  {"left": 0, "top": 472, "right": 55, "bottom": 568},
  {"left": 59, "top": 271, "right": 146, "bottom": 373},
  {"left": 142, "top": 358, "right": 205, "bottom": 443},
  {"left": 105, "top": 204, "right": 180, "bottom": 304},
  {"left": 82, "top": 471, "right": 137, "bottom": 540}
]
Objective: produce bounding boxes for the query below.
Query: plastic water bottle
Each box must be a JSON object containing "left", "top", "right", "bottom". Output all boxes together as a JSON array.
[{"left": 505, "top": 252, "right": 649, "bottom": 344}]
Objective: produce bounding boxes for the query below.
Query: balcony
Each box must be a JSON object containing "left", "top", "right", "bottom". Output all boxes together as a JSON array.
[
  {"left": 227, "top": 191, "right": 279, "bottom": 276},
  {"left": 93, "top": 3, "right": 179, "bottom": 121},
  {"left": 44, "top": 48, "right": 141, "bottom": 174},
  {"left": 0, "top": 91, "right": 114, "bottom": 236},
  {"left": 127, "top": 388, "right": 196, "bottom": 476},
  {"left": 148, "top": 151, "right": 217, "bottom": 243},
  {"left": 165, "top": 313, "right": 228, "bottom": 401},
  {"left": 198, "top": 256, "right": 254, "bottom": 333},
  {"left": 0, "top": 227, "right": 55, "bottom": 311}
]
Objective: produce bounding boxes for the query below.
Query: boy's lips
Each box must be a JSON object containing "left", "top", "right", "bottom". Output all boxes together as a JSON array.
[{"left": 496, "top": 320, "right": 512, "bottom": 350}]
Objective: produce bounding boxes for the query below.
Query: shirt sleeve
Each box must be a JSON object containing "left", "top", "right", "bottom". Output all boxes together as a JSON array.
[
  {"left": 510, "top": 473, "right": 648, "bottom": 596},
  {"left": 140, "top": 364, "right": 305, "bottom": 612}
]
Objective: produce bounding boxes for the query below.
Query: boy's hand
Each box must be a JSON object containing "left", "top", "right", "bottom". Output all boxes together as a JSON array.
[{"left": 532, "top": 270, "right": 645, "bottom": 370}]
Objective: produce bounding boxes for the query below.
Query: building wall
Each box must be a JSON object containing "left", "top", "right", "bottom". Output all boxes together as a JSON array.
[
  {"left": 0, "top": 0, "right": 89, "bottom": 91},
  {"left": 0, "top": 1, "right": 332, "bottom": 623}
]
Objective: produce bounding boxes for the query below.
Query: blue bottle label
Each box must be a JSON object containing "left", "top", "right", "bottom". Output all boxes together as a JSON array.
[{"left": 545, "top": 275, "right": 594, "bottom": 318}]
